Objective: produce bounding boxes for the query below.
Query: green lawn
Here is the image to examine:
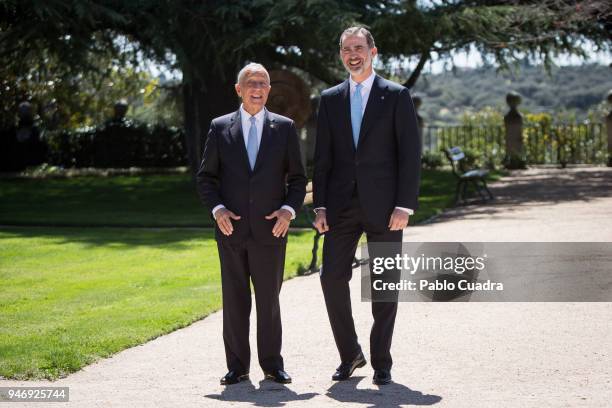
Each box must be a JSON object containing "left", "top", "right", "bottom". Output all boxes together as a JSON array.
[
  {"left": 0, "top": 175, "right": 212, "bottom": 227},
  {"left": 0, "top": 170, "right": 459, "bottom": 227},
  {"left": 0, "top": 169, "right": 485, "bottom": 380},
  {"left": 0, "top": 227, "right": 318, "bottom": 380}
]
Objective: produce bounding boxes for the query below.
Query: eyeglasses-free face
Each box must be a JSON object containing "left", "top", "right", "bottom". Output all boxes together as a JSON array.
[
  {"left": 340, "top": 34, "right": 377, "bottom": 80},
  {"left": 235, "top": 71, "right": 271, "bottom": 115}
]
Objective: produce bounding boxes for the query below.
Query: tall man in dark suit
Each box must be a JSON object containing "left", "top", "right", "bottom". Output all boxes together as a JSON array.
[
  {"left": 313, "top": 27, "right": 421, "bottom": 385},
  {"left": 197, "top": 63, "right": 307, "bottom": 385}
]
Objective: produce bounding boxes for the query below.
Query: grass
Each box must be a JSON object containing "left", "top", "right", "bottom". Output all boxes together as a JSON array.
[
  {"left": 0, "top": 175, "right": 212, "bottom": 227},
  {"left": 0, "top": 169, "right": 499, "bottom": 380},
  {"left": 0, "top": 169, "right": 464, "bottom": 227},
  {"left": 0, "top": 227, "right": 318, "bottom": 380}
]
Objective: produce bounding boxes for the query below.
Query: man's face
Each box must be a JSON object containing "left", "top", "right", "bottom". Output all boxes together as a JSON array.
[
  {"left": 235, "top": 70, "right": 271, "bottom": 114},
  {"left": 340, "top": 34, "right": 377, "bottom": 77}
]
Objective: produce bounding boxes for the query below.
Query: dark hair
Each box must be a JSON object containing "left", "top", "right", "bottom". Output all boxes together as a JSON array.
[{"left": 339, "top": 26, "right": 375, "bottom": 49}]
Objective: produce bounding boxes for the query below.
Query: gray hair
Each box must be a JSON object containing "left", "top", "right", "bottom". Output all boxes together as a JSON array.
[
  {"left": 339, "top": 26, "right": 376, "bottom": 49},
  {"left": 236, "top": 62, "right": 270, "bottom": 84}
]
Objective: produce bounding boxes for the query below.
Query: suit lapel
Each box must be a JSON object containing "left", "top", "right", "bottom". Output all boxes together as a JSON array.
[
  {"left": 228, "top": 110, "right": 252, "bottom": 174},
  {"left": 337, "top": 80, "right": 356, "bottom": 153},
  {"left": 358, "top": 75, "right": 388, "bottom": 149},
  {"left": 253, "top": 108, "right": 274, "bottom": 173}
]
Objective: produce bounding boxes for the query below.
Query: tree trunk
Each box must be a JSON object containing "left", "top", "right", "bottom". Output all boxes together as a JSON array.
[
  {"left": 403, "top": 50, "right": 430, "bottom": 89},
  {"left": 182, "top": 69, "right": 238, "bottom": 177}
]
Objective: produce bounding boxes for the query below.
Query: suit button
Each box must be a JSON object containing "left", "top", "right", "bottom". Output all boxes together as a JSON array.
[
  {"left": 249, "top": 198, "right": 254, "bottom": 204},
  {"left": 355, "top": 160, "right": 360, "bottom": 166}
]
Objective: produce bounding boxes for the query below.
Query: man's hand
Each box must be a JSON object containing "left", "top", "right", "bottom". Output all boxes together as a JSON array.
[
  {"left": 388, "top": 209, "right": 409, "bottom": 231},
  {"left": 265, "top": 208, "right": 292, "bottom": 238},
  {"left": 215, "top": 208, "right": 241, "bottom": 235},
  {"left": 313, "top": 209, "right": 329, "bottom": 234}
]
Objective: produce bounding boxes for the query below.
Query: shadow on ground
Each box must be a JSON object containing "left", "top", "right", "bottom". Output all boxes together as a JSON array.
[
  {"left": 431, "top": 167, "right": 612, "bottom": 223},
  {"left": 326, "top": 376, "right": 442, "bottom": 407},
  {"left": 205, "top": 379, "right": 318, "bottom": 407},
  {"left": 204, "top": 376, "right": 442, "bottom": 407}
]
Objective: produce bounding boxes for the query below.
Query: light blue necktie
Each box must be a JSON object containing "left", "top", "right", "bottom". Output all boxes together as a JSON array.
[
  {"left": 351, "top": 83, "right": 363, "bottom": 148},
  {"left": 247, "top": 116, "right": 259, "bottom": 170}
]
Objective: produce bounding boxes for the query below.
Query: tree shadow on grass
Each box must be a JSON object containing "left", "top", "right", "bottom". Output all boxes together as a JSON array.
[
  {"left": 0, "top": 226, "right": 216, "bottom": 250},
  {"left": 0, "top": 226, "right": 315, "bottom": 252},
  {"left": 0, "top": 227, "right": 312, "bottom": 251}
]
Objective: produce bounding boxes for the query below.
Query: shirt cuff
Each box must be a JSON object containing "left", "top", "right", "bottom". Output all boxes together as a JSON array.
[
  {"left": 281, "top": 205, "right": 296, "bottom": 220},
  {"left": 395, "top": 206, "right": 414, "bottom": 215},
  {"left": 313, "top": 207, "right": 326, "bottom": 214},
  {"left": 212, "top": 204, "right": 225, "bottom": 219}
]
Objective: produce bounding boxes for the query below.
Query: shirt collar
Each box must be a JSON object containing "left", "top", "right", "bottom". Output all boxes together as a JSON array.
[
  {"left": 349, "top": 70, "right": 376, "bottom": 91},
  {"left": 240, "top": 104, "right": 266, "bottom": 124}
]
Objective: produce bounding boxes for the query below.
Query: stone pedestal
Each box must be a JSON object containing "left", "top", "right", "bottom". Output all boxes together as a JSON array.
[
  {"left": 504, "top": 91, "right": 525, "bottom": 169},
  {"left": 606, "top": 90, "right": 612, "bottom": 167}
]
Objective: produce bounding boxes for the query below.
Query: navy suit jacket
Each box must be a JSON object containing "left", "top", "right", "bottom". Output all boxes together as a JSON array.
[
  {"left": 197, "top": 108, "right": 307, "bottom": 245},
  {"left": 313, "top": 75, "right": 421, "bottom": 229}
]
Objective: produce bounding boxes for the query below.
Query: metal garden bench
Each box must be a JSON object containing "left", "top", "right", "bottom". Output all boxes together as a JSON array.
[
  {"left": 443, "top": 147, "right": 494, "bottom": 205},
  {"left": 300, "top": 181, "right": 366, "bottom": 274}
]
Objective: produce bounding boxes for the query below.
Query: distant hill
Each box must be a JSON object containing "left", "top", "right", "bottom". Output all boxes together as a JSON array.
[{"left": 410, "top": 62, "right": 611, "bottom": 125}]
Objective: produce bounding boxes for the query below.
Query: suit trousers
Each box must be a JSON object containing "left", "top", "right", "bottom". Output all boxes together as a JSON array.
[
  {"left": 217, "top": 237, "right": 286, "bottom": 373},
  {"left": 320, "top": 192, "right": 403, "bottom": 370}
]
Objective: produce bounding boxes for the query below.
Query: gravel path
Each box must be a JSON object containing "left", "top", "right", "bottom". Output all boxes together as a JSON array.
[{"left": 2, "top": 166, "right": 611, "bottom": 407}]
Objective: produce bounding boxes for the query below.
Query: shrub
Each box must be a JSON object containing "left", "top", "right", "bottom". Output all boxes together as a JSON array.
[
  {"left": 421, "top": 151, "right": 444, "bottom": 169},
  {"left": 45, "top": 121, "right": 187, "bottom": 168}
]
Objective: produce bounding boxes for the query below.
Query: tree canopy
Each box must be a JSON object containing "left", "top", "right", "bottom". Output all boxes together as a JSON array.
[{"left": 2, "top": 0, "right": 610, "bottom": 170}]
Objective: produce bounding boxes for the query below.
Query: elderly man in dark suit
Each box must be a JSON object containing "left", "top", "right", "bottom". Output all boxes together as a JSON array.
[
  {"left": 313, "top": 27, "right": 421, "bottom": 385},
  {"left": 197, "top": 63, "right": 307, "bottom": 385}
]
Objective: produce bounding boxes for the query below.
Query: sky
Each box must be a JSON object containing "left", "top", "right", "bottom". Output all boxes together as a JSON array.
[
  {"left": 148, "top": 38, "right": 610, "bottom": 82},
  {"left": 424, "top": 43, "right": 611, "bottom": 75},
  {"left": 145, "top": 0, "right": 611, "bottom": 80},
  {"left": 414, "top": 0, "right": 611, "bottom": 73},
  {"left": 148, "top": 45, "right": 611, "bottom": 83}
]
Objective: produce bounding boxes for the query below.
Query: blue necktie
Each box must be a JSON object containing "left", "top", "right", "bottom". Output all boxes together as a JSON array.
[
  {"left": 351, "top": 83, "right": 363, "bottom": 148},
  {"left": 247, "top": 116, "right": 258, "bottom": 170}
]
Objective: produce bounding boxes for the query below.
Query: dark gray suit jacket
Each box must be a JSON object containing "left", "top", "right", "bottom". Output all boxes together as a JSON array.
[
  {"left": 197, "top": 108, "right": 307, "bottom": 244},
  {"left": 313, "top": 75, "right": 421, "bottom": 229}
]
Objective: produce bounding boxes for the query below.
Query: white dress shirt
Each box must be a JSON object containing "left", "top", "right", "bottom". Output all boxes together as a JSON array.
[
  {"left": 239, "top": 104, "right": 265, "bottom": 147},
  {"left": 316, "top": 71, "right": 414, "bottom": 216},
  {"left": 212, "top": 104, "right": 296, "bottom": 220},
  {"left": 349, "top": 70, "right": 376, "bottom": 115}
]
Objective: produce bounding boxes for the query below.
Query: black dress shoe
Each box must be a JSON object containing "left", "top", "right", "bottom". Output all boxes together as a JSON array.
[
  {"left": 332, "top": 351, "right": 367, "bottom": 381},
  {"left": 373, "top": 369, "right": 392, "bottom": 385},
  {"left": 264, "top": 369, "right": 292, "bottom": 384},
  {"left": 220, "top": 370, "right": 249, "bottom": 385}
]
